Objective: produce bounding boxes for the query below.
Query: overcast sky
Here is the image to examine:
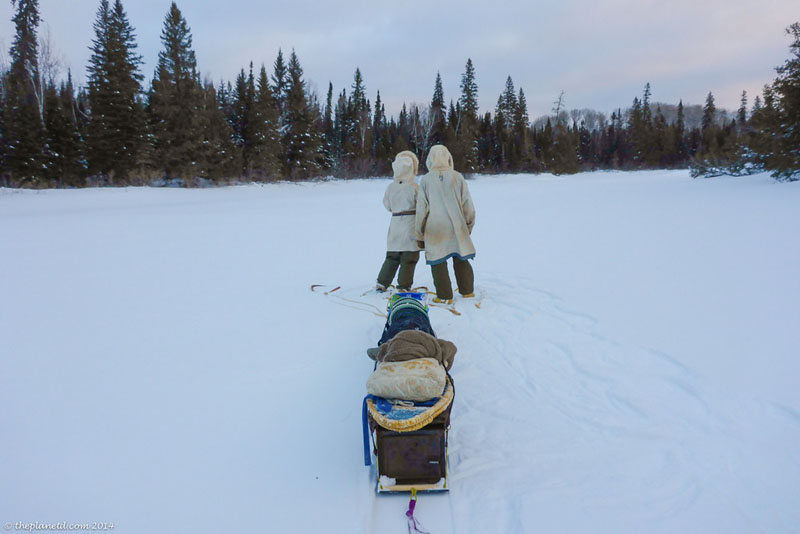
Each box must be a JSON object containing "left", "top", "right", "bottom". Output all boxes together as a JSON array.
[{"left": 1, "top": 0, "right": 796, "bottom": 118}]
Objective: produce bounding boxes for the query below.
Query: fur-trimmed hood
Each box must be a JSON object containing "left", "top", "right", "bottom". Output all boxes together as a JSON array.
[
  {"left": 392, "top": 155, "right": 415, "bottom": 184},
  {"left": 392, "top": 151, "right": 419, "bottom": 183},
  {"left": 426, "top": 145, "right": 453, "bottom": 172}
]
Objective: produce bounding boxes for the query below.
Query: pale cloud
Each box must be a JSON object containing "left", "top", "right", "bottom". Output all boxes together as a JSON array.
[{"left": 0, "top": 0, "right": 795, "bottom": 118}]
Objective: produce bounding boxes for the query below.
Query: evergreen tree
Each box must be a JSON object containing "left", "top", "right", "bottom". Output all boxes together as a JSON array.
[
  {"left": 642, "top": 83, "right": 653, "bottom": 125},
  {"left": 752, "top": 95, "right": 762, "bottom": 114},
  {"left": 246, "top": 64, "right": 282, "bottom": 179},
  {"left": 769, "top": 22, "right": 800, "bottom": 180},
  {"left": 447, "top": 100, "right": 458, "bottom": 131},
  {"left": 493, "top": 94, "right": 509, "bottom": 169},
  {"left": 271, "top": 48, "right": 287, "bottom": 116},
  {"left": 749, "top": 85, "right": 779, "bottom": 172},
  {"left": 218, "top": 79, "right": 235, "bottom": 129},
  {"left": 497, "top": 76, "right": 519, "bottom": 120},
  {"left": 652, "top": 106, "right": 667, "bottom": 166},
  {"left": 86, "top": 0, "right": 144, "bottom": 183},
  {"left": 494, "top": 76, "right": 518, "bottom": 169},
  {"left": 701, "top": 92, "right": 716, "bottom": 131},
  {"left": 577, "top": 120, "right": 593, "bottom": 169},
  {"left": 395, "top": 102, "right": 411, "bottom": 155},
  {"left": 457, "top": 58, "right": 479, "bottom": 171},
  {"left": 691, "top": 91, "right": 749, "bottom": 177},
  {"left": 0, "top": 66, "right": 6, "bottom": 184},
  {"left": 231, "top": 68, "right": 249, "bottom": 149},
  {"left": 323, "top": 81, "right": 334, "bottom": 146},
  {"left": 513, "top": 87, "right": 532, "bottom": 169},
  {"left": 538, "top": 118, "right": 554, "bottom": 168},
  {"left": 737, "top": 90, "right": 748, "bottom": 127},
  {"left": 350, "top": 67, "right": 370, "bottom": 158},
  {"left": 282, "top": 49, "right": 321, "bottom": 177},
  {"left": 332, "top": 88, "right": 348, "bottom": 164},
  {"left": 198, "top": 81, "right": 239, "bottom": 181},
  {"left": 459, "top": 59, "right": 479, "bottom": 126},
  {"left": 45, "top": 72, "right": 85, "bottom": 186},
  {"left": 550, "top": 121, "right": 579, "bottom": 174},
  {"left": 430, "top": 71, "right": 446, "bottom": 144},
  {"left": 149, "top": 2, "right": 205, "bottom": 180},
  {"left": 673, "top": 100, "right": 688, "bottom": 165},
  {"left": 240, "top": 63, "right": 257, "bottom": 170},
  {"left": 372, "top": 90, "right": 390, "bottom": 173},
  {"left": 4, "top": 0, "right": 46, "bottom": 183},
  {"left": 698, "top": 91, "right": 718, "bottom": 157},
  {"left": 628, "top": 84, "right": 657, "bottom": 167}
]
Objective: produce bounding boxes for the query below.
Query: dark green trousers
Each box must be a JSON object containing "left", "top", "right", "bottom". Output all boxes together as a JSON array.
[
  {"left": 377, "top": 251, "right": 420, "bottom": 290},
  {"left": 431, "top": 257, "right": 474, "bottom": 300}
]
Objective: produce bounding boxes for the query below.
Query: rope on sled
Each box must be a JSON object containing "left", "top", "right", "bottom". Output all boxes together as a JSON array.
[
  {"left": 406, "top": 489, "right": 429, "bottom": 534},
  {"left": 310, "top": 284, "right": 388, "bottom": 318}
]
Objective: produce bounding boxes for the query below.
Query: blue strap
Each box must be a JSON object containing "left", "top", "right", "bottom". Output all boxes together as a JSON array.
[{"left": 362, "top": 396, "right": 372, "bottom": 466}]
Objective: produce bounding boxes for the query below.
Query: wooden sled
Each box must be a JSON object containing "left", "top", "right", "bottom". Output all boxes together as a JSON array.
[{"left": 365, "top": 376, "right": 454, "bottom": 493}]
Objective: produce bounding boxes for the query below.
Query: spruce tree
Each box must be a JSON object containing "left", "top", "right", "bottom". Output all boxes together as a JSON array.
[
  {"left": 497, "top": 76, "right": 519, "bottom": 120},
  {"left": 475, "top": 111, "right": 494, "bottom": 171},
  {"left": 493, "top": 94, "right": 509, "bottom": 169},
  {"left": 457, "top": 58, "right": 479, "bottom": 171},
  {"left": 769, "top": 22, "right": 800, "bottom": 180},
  {"left": 246, "top": 64, "right": 282, "bottom": 179},
  {"left": 550, "top": 122, "right": 579, "bottom": 174},
  {"left": 372, "top": 90, "right": 383, "bottom": 155},
  {"left": 323, "top": 82, "right": 334, "bottom": 146},
  {"left": 198, "top": 81, "right": 239, "bottom": 181},
  {"left": 0, "top": 69, "right": 7, "bottom": 185},
  {"left": 86, "top": 0, "right": 144, "bottom": 183},
  {"left": 372, "top": 90, "right": 391, "bottom": 173},
  {"left": 332, "top": 88, "right": 348, "bottom": 164},
  {"left": 513, "top": 87, "right": 532, "bottom": 169},
  {"left": 4, "top": 0, "right": 46, "bottom": 183},
  {"left": 45, "top": 73, "right": 85, "bottom": 186},
  {"left": 459, "top": 59, "right": 479, "bottom": 126},
  {"left": 748, "top": 86, "right": 777, "bottom": 172},
  {"left": 642, "top": 83, "right": 653, "bottom": 125},
  {"left": 431, "top": 72, "right": 446, "bottom": 144},
  {"left": 447, "top": 100, "right": 458, "bottom": 130},
  {"left": 149, "top": 2, "right": 205, "bottom": 181},
  {"left": 231, "top": 68, "right": 249, "bottom": 149},
  {"left": 701, "top": 92, "right": 716, "bottom": 131},
  {"left": 691, "top": 91, "right": 749, "bottom": 177},
  {"left": 699, "top": 91, "right": 718, "bottom": 157},
  {"left": 282, "top": 49, "right": 321, "bottom": 177},
  {"left": 737, "top": 90, "right": 748, "bottom": 127},
  {"left": 652, "top": 106, "right": 667, "bottom": 166},
  {"left": 271, "top": 48, "right": 288, "bottom": 117},
  {"left": 241, "top": 63, "right": 257, "bottom": 170},
  {"left": 350, "top": 67, "right": 370, "bottom": 157},
  {"left": 673, "top": 100, "right": 688, "bottom": 164},
  {"left": 495, "top": 77, "right": 518, "bottom": 169}
]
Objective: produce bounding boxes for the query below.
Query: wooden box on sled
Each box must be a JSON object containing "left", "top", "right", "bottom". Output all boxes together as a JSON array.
[{"left": 371, "top": 407, "right": 451, "bottom": 492}]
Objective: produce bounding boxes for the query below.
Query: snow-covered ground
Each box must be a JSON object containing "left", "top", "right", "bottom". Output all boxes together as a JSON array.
[{"left": 1, "top": 170, "right": 799, "bottom": 533}]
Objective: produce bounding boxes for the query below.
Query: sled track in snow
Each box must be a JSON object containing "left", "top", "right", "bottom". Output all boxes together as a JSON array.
[{"left": 438, "top": 273, "right": 740, "bottom": 531}]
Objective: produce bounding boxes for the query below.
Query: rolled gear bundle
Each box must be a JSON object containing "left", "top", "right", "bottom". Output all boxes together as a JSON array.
[
  {"left": 366, "top": 357, "right": 446, "bottom": 402},
  {"left": 371, "top": 329, "right": 457, "bottom": 370}
]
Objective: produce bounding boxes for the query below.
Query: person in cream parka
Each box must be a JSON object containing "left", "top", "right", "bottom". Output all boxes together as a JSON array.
[
  {"left": 415, "top": 144, "right": 476, "bottom": 302},
  {"left": 375, "top": 151, "right": 422, "bottom": 291}
]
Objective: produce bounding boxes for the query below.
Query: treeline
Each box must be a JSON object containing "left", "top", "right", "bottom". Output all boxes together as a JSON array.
[{"left": 1, "top": 1, "right": 798, "bottom": 187}]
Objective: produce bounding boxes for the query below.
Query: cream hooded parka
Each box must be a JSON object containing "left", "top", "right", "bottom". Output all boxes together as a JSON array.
[
  {"left": 383, "top": 151, "right": 422, "bottom": 252},
  {"left": 415, "top": 145, "right": 476, "bottom": 265}
]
